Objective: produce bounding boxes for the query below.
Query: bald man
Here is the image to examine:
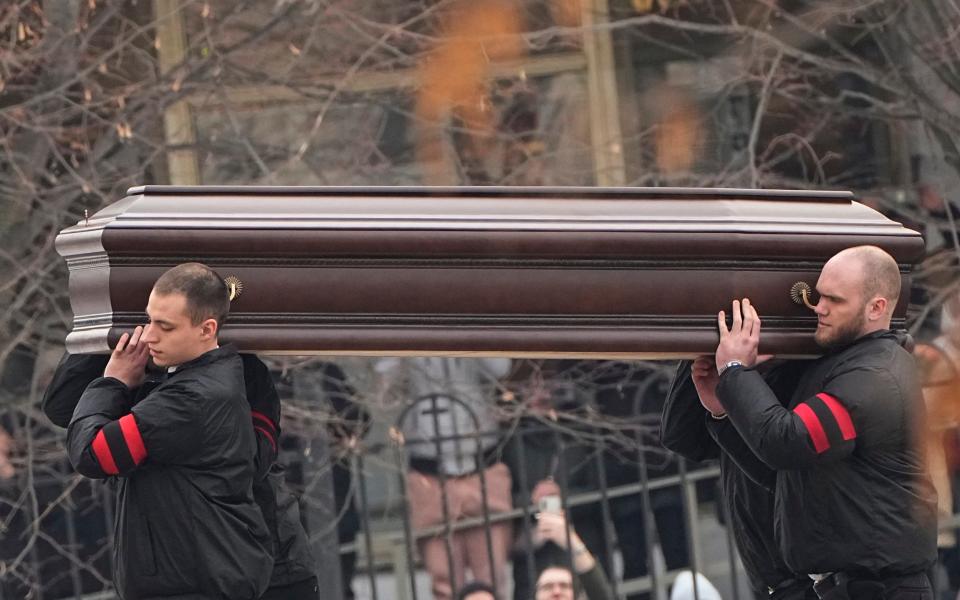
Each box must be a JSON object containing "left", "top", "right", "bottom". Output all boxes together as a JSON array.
[{"left": 696, "top": 246, "right": 938, "bottom": 599}]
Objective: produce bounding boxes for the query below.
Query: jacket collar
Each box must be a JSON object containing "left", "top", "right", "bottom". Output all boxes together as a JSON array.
[
  {"left": 169, "top": 344, "right": 237, "bottom": 374},
  {"left": 825, "top": 328, "right": 910, "bottom": 355}
]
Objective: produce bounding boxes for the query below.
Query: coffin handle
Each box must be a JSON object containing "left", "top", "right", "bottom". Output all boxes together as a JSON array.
[
  {"left": 790, "top": 281, "right": 817, "bottom": 311},
  {"left": 224, "top": 276, "right": 243, "bottom": 301}
]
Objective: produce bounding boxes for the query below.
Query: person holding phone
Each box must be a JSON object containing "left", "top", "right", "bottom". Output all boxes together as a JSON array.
[{"left": 530, "top": 483, "right": 614, "bottom": 600}]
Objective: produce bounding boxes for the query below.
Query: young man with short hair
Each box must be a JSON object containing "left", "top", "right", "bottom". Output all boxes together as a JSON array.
[{"left": 67, "top": 263, "right": 273, "bottom": 599}]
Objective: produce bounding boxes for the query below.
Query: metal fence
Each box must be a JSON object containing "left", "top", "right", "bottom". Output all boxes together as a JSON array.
[
  {"left": 4, "top": 358, "right": 959, "bottom": 600},
  {"left": 342, "top": 369, "right": 750, "bottom": 600}
]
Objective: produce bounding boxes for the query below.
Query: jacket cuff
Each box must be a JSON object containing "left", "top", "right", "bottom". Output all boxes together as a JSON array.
[
  {"left": 718, "top": 361, "right": 747, "bottom": 382},
  {"left": 704, "top": 412, "right": 731, "bottom": 439}
]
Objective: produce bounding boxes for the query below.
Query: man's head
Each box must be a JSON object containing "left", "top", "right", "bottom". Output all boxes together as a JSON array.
[
  {"left": 455, "top": 581, "right": 498, "bottom": 600},
  {"left": 141, "top": 263, "right": 229, "bottom": 368},
  {"left": 814, "top": 245, "right": 901, "bottom": 349},
  {"left": 535, "top": 566, "right": 575, "bottom": 600}
]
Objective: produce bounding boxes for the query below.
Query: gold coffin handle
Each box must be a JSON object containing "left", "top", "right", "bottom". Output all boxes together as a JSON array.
[
  {"left": 225, "top": 276, "right": 244, "bottom": 302},
  {"left": 790, "top": 281, "right": 816, "bottom": 311}
]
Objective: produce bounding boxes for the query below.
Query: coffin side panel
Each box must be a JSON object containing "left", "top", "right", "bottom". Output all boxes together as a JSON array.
[
  {"left": 56, "top": 187, "right": 925, "bottom": 357},
  {"left": 86, "top": 256, "right": 915, "bottom": 356}
]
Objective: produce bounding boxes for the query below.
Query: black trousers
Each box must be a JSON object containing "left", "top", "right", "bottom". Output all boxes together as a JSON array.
[
  {"left": 814, "top": 572, "right": 932, "bottom": 600},
  {"left": 769, "top": 578, "right": 817, "bottom": 600},
  {"left": 769, "top": 575, "right": 932, "bottom": 600},
  {"left": 857, "top": 574, "right": 931, "bottom": 600},
  {"left": 260, "top": 576, "right": 320, "bottom": 600}
]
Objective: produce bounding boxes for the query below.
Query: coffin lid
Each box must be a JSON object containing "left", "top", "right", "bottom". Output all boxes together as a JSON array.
[
  {"left": 73, "top": 185, "right": 879, "bottom": 235},
  {"left": 56, "top": 186, "right": 924, "bottom": 358}
]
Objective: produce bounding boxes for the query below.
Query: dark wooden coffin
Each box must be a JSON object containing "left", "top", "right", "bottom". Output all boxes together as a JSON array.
[{"left": 55, "top": 186, "right": 924, "bottom": 358}]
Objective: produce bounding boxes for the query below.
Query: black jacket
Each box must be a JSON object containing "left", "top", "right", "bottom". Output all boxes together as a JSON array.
[
  {"left": 43, "top": 351, "right": 316, "bottom": 590},
  {"left": 64, "top": 346, "right": 273, "bottom": 599},
  {"left": 661, "top": 359, "right": 811, "bottom": 593},
  {"left": 717, "top": 330, "right": 938, "bottom": 577},
  {"left": 237, "top": 356, "right": 316, "bottom": 587}
]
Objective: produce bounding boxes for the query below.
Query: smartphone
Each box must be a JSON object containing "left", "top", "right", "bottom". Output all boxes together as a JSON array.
[{"left": 538, "top": 495, "right": 561, "bottom": 513}]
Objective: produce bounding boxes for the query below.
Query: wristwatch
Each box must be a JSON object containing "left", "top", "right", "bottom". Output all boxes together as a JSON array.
[{"left": 717, "top": 359, "right": 743, "bottom": 376}]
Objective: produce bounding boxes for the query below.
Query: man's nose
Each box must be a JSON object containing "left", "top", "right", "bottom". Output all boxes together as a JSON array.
[
  {"left": 814, "top": 300, "right": 827, "bottom": 316},
  {"left": 141, "top": 324, "right": 157, "bottom": 342}
]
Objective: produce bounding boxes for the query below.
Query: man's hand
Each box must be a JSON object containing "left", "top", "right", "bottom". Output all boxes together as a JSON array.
[
  {"left": 691, "top": 356, "right": 725, "bottom": 417},
  {"left": 716, "top": 298, "right": 761, "bottom": 373},
  {"left": 530, "top": 478, "right": 561, "bottom": 505},
  {"left": 103, "top": 326, "right": 149, "bottom": 389}
]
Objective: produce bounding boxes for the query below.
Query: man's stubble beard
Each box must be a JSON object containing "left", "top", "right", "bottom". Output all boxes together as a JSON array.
[{"left": 815, "top": 309, "right": 867, "bottom": 350}]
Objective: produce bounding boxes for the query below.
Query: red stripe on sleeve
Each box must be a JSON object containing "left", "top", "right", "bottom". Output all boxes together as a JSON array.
[
  {"left": 817, "top": 393, "right": 857, "bottom": 441},
  {"left": 251, "top": 410, "right": 276, "bottom": 433},
  {"left": 92, "top": 429, "right": 119, "bottom": 475},
  {"left": 253, "top": 424, "right": 277, "bottom": 453},
  {"left": 794, "top": 403, "right": 830, "bottom": 454},
  {"left": 119, "top": 414, "right": 148, "bottom": 466}
]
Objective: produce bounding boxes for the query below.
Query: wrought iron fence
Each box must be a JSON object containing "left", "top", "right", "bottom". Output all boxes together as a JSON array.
[{"left": 4, "top": 358, "right": 959, "bottom": 600}]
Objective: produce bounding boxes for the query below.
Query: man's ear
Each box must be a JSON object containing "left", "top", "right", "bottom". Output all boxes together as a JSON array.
[
  {"left": 200, "top": 318, "right": 219, "bottom": 340},
  {"left": 865, "top": 296, "right": 888, "bottom": 322}
]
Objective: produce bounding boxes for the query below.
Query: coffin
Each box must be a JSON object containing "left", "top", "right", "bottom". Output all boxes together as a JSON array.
[{"left": 55, "top": 186, "right": 924, "bottom": 358}]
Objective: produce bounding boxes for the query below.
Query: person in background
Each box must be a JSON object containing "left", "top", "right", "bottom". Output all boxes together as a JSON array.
[
  {"left": 530, "top": 480, "right": 614, "bottom": 600},
  {"left": 455, "top": 580, "right": 499, "bottom": 600},
  {"left": 501, "top": 359, "right": 596, "bottom": 600},
  {"left": 589, "top": 360, "right": 692, "bottom": 600},
  {"left": 376, "top": 357, "right": 513, "bottom": 600},
  {"left": 668, "top": 571, "right": 723, "bottom": 600},
  {"left": 915, "top": 292, "right": 960, "bottom": 597},
  {"left": 280, "top": 360, "right": 370, "bottom": 599}
]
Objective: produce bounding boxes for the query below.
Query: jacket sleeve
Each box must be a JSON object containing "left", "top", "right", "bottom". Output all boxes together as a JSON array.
[
  {"left": 67, "top": 378, "right": 204, "bottom": 478},
  {"left": 660, "top": 361, "right": 721, "bottom": 463},
  {"left": 42, "top": 353, "right": 110, "bottom": 428},
  {"left": 241, "top": 354, "right": 281, "bottom": 481},
  {"left": 717, "top": 364, "right": 870, "bottom": 469},
  {"left": 578, "top": 561, "right": 615, "bottom": 600},
  {"left": 704, "top": 417, "right": 776, "bottom": 491}
]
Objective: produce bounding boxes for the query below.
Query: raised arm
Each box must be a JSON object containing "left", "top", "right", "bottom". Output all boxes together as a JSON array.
[
  {"left": 66, "top": 329, "right": 149, "bottom": 478},
  {"left": 69, "top": 377, "right": 210, "bottom": 478},
  {"left": 717, "top": 355, "right": 897, "bottom": 471},
  {"left": 67, "top": 328, "right": 202, "bottom": 478},
  {"left": 660, "top": 361, "right": 720, "bottom": 463}
]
